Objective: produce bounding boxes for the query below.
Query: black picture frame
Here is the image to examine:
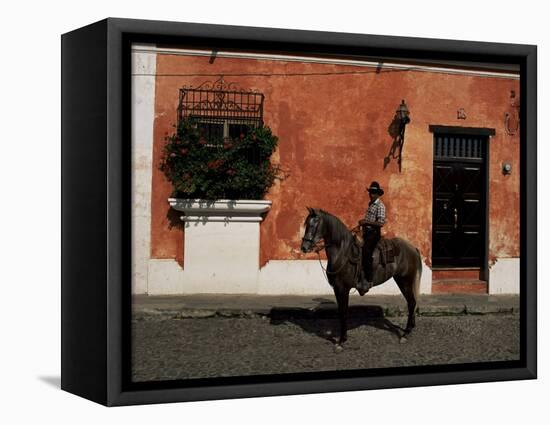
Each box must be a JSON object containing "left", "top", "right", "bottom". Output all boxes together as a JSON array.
[{"left": 61, "top": 17, "right": 537, "bottom": 406}]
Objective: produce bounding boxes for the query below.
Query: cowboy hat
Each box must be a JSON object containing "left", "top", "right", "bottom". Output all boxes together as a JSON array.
[{"left": 367, "top": 181, "right": 384, "bottom": 195}]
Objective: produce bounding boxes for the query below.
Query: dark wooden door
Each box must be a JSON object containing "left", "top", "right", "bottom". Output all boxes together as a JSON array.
[{"left": 432, "top": 134, "right": 487, "bottom": 267}]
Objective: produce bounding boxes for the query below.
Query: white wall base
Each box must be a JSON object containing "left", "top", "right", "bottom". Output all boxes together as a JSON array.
[
  {"left": 258, "top": 260, "right": 333, "bottom": 295},
  {"left": 145, "top": 259, "right": 433, "bottom": 295},
  {"left": 183, "top": 220, "right": 260, "bottom": 293},
  {"left": 420, "top": 263, "right": 432, "bottom": 295},
  {"left": 148, "top": 258, "right": 260, "bottom": 295},
  {"left": 367, "top": 278, "right": 402, "bottom": 295},
  {"left": 489, "top": 258, "right": 520, "bottom": 294},
  {"left": 131, "top": 47, "right": 156, "bottom": 295},
  {"left": 147, "top": 259, "right": 186, "bottom": 295},
  {"left": 161, "top": 199, "right": 272, "bottom": 294},
  {"left": 258, "top": 260, "right": 429, "bottom": 296}
]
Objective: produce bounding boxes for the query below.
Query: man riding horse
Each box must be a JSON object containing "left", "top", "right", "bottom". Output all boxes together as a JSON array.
[
  {"left": 357, "top": 181, "right": 386, "bottom": 296},
  {"left": 300, "top": 197, "right": 422, "bottom": 347}
]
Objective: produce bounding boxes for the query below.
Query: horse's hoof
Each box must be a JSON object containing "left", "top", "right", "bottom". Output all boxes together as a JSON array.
[
  {"left": 334, "top": 344, "right": 344, "bottom": 353},
  {"left": 399, "top": 336, "right": 408, "bottom": 344}
]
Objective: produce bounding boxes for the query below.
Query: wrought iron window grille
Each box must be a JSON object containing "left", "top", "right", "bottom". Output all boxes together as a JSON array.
[
  {"left": 434, "top": 134, "right": 485, "bottom": 161},
  {"left": 177, "top": 76, "right": 264, "bottom": 144}
]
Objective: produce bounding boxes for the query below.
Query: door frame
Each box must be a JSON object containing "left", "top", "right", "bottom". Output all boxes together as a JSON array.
[{"left": 429, "top": 125, "right": 494, "bottom": 282}]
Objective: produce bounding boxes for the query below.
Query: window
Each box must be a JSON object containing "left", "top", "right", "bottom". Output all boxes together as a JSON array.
[
  {"left": 434, "top": 134, "right": 485, "bottom": 161},
  {"left": 178, "top": 77, "right": 264, "bottom": 145}
]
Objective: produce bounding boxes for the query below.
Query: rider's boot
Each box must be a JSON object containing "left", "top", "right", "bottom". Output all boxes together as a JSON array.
[{"left": 356, "top": 269, "right": 371, "bottom": 296}]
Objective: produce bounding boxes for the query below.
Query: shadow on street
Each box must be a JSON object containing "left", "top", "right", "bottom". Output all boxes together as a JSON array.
[{"left": 269, "top": 298, "right": 406, "bottom": 344}]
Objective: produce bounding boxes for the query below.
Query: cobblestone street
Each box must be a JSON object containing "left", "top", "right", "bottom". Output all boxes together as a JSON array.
[{"left": 132, "top": 312, "right": 520, "bottom": 382}]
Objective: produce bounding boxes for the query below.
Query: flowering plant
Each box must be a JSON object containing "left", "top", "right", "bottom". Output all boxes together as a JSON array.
[{"left": 160, "top": 118, "right": 280, "bottom": 200}]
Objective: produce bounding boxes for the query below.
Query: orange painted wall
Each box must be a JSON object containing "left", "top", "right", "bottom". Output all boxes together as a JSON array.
[{"left": 149, "top": 53, "right": 520, "bottom": 268}]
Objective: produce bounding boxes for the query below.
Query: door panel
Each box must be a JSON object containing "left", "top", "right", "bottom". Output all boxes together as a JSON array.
[{"left": 432, "top": 134, "right": 487, "bottom": 268}]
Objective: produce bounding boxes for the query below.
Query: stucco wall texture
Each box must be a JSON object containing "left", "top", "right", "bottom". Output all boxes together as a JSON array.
[{"left": 149, "top": 53, "right": 520, "bottom": 269}]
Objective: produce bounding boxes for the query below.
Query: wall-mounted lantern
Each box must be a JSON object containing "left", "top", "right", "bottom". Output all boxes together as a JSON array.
[
  {"left": 384, "top": 100, "right": 411, "bottom": 172},
  {"left": 396, "top": 100, "right": 410, "bottom": 171},
  {"left": 397, "top": 100, "right": 411, "bottom": 129}
]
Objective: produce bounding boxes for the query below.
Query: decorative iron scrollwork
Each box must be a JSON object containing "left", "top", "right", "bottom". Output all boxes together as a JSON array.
[
  {"left": 188, "top": 76, "right": 253, "bottom": 92},
  {"left": 505, "top": 90, "right": 520, "bottom": 136},
  {"left": 178, "top": 76, "right": 264, "bottom": 125}
]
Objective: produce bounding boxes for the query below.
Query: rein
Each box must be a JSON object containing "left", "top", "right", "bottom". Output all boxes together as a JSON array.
[{"left": 314, "top": 224, "right": 362, "bottom": 280}]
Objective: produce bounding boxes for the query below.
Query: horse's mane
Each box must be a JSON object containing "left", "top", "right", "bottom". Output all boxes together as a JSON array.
[{"left": 318, "top": 209, "right": 354, "bottom": 245}]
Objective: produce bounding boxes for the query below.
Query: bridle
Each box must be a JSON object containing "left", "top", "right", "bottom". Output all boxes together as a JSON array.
[
  {"left": 301, "top": 215, "right": 323, "bottom": 251},
  {"left": 301, "top": 235, "right": 326, "bottom": 252},
  {"left": 302, "top": 214, "right": 362, "bottom": 281}
]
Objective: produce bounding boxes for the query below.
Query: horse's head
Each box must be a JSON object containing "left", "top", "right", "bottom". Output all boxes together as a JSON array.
[{"left": 301, "top": 207, "right": 323, "bottom": 253}]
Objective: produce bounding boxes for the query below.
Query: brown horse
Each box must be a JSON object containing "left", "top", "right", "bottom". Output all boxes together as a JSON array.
[{"left": 300, "top": 207, "right": 422, "bottom": 349}]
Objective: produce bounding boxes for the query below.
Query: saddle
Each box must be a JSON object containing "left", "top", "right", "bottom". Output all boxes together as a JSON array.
[
  {"left": 375, "top": 238, "right": 400, "bottom": 266},
  {"left": 352, "top": 231, "right": 399, "bottom": 267}
]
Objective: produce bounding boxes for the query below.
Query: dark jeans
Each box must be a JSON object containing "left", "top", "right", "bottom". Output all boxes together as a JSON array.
[{"left": 362, "top": 226, "right": 381, "bottom": 281}]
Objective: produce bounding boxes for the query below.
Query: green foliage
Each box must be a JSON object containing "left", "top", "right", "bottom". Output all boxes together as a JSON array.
[{"left": 160, "top": 118, "right": 280, "bottom": 200}]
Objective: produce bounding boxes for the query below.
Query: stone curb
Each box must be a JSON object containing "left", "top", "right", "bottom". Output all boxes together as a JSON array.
[{"left": 133, "top": 303, "right": 519, "bottom": 321}]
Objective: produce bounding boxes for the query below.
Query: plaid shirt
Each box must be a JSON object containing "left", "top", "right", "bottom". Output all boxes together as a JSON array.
[{"left": 365, "top": 198, "right": 386, "bottom": 226}]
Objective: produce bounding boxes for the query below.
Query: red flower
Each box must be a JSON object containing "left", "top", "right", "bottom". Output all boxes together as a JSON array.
[
  {"left": 198, "top": 137, "right": 207, "bottom": 146},
  {"left": 180, "top": 148, "right": 189, "bottom": 155},
  {"left": 239, "top": 133, "right": 245, "bottom": 140},
  {"left": 227, "top": 169, "right": 237, "bottom": 176},
  {"left": 223, "top": 141, "right": 233, "bottom": 150},
  {"left": 170, "top": 152, "right": 177, "bottom": 158},
  {"left": 207, "top": 159, "right": 224, "bottom": 170}
]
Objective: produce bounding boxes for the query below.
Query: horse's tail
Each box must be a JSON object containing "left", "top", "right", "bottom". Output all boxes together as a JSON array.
[{"left": 414, "top": 248, "right": 422, "bottom": 297}]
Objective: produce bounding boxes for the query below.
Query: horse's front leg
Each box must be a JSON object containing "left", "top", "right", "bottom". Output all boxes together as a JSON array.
[{"left": 334, "top": 286, "right": 350, "bottom": 350}]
